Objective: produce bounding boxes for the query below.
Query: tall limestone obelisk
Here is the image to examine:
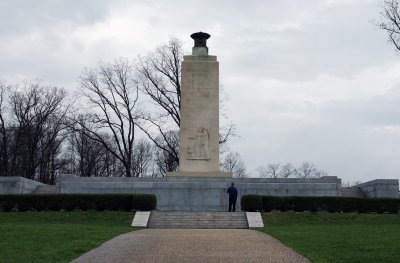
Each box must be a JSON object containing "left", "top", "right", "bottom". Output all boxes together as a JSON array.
[{"left": 168, "top": 32, "right": 230, "bottom": 177}]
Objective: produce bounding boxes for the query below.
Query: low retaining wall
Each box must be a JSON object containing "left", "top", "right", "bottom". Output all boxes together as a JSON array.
[
  {"left": 57, "top": 175, "right": 342, "bottom": 211},
  {"left": 0, "top": 177, "right": 44, "bottom": 194},
  {"left": 4, "top": 176, "right": 398, "bottom": 211},
  {"left": 354, "top": 179, "right": 399, "bottom": 198}
]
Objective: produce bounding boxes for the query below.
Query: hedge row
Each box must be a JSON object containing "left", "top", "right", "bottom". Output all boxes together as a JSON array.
[
  {"left": 0, "top": 194, "right": 157, "bottom": 212},
  {"left": 241, "top": 195, "right": 400, "bottom": 213}
]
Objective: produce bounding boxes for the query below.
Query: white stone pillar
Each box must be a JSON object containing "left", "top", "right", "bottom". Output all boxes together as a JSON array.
[
  {"left": 180, "top": 55, "right": 220, "bottom": 172},
  {"left": 168, "top": 32, "right": 230, "bottom": 177}
]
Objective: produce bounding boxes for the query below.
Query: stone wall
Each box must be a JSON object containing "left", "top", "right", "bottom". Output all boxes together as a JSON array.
[
  {"left": 353, "top": 179, "right": 399, "bottom": 198},
  {"left": 0, "top": 177, "right": 44, "bottom": 194},
  {"left": 57, "top": 175, "right": 342, "bottom": 211},
  {"left": 3, "top": 176, "right": 398, "bottom": 211}
]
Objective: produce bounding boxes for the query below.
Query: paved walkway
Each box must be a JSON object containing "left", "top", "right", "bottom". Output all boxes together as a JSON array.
[{"left": 72, "top": 229, "right": 310, "bottom": 263}]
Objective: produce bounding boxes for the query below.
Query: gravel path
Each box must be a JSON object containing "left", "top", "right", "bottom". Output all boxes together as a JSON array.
[{"left": 71, "top": 229, "right": 310, "bottom": 263}]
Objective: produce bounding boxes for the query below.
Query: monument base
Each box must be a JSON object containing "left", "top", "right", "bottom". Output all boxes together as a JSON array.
[
  {"left": 3, "top": 176, "right": 398, "bottom": 211},
  {"left": 54, "top": 175, "right": 343, "bottom": 211},
  {"left": 0, "top": 175, "right": 355, "bottom": 211},
  {"left": 167, "top": 171, "right": 231, "bottom": 178}
]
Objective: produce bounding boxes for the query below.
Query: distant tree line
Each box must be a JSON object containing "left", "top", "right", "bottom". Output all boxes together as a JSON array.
[
  {"left": 257, "top": 161, "right": 328, "bottom": 179},
  {"left": 0, "top": 76, "right": 330, "bottom": 182},
  {"left": 220, "top": 152, "right": 248, "bottom": 178},
  {"left": 0, "top": 81, "right": 68, "bottom": 184}
]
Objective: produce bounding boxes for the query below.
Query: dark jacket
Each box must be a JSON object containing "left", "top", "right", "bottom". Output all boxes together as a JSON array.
[{"left": 227, "top": 186, "right": 238, "bottom": 200}]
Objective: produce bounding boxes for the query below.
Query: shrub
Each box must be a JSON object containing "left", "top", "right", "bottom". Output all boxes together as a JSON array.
[
  {"left": 262, "top": 196, "right": 288, "bottom": 212},
  {"left": 0, "top": 194, "right": 157, "bottom": 212},
  {"left": 241, "top": 195, "right": 262, "bottom": 212},
  {"left": 132, "top": 194, "right": 157, "bottom": 211},
  {"left": 240, "top": 195, "right": 400, "bottom": 214}
]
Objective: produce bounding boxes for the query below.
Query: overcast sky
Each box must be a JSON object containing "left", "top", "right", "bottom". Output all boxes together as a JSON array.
[{"left": 1, "top": 0, "right": 400, "bottom": 183}]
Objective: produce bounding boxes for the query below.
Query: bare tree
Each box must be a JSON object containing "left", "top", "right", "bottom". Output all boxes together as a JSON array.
[
  {"left": 257, "top": 163, "right": 280, "bottom": 178},
  {"left": 65, "top": 117, "right": 117, "bottom": 177},
  {"left": 314, "top": 169, "right": 329, "bottom": 178},
  {"left": 137, "top": 37, "right": 235, "bottom": 171},
  {"left": 257, "top": 161, "right": 327, "bottom": 179},
  {"left": 257, "top": 166, "right": 267, "bottom": 178},
  {"left": 152, "top": 130, "right": 179, "bottom": 177},
  {"left": 75, "top": 130, "right": 106, "bottom": 177},
  {"left": 295, "top": 162, "right": 316, "bottom": 179},
  {"left": 0, "top": 82, "right": 9, "bottom": 177},
  {"left": 221, "top": 152, "right": 247, "bottom": 178},
  {"left": 294, "top": 161, "right": 328, "bottom": 179},
  {"left": 137, "top": 38, "right": 182, "bottom": 168},
  {"left": 37, "top": 114, "right": 69, "bottom": 184},
  {"left": 73, "top": 59, "right": 140, "bottom": 177},
  {"left": 379, "top": 0, "right": 400, "bottom": 52},
  {"left": 138, "top": 37, "right": 182, "bottom": 126},
  {"left": 280, "top": 163, "right": 295, "bottom": 178},
  {"left": 131, "top": 138, "right": 153, "bottom": 177},
  {"left": 7, "top": 81, "right": 68, "bottom": 182}
]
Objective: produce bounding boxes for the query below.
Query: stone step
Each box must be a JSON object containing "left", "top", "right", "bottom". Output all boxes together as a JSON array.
[
  {"left": 150, "top": 214, "right": 246, "bottom": 218},
  {"left": 149, "top": 222, "right": 248, "bottom": 226},
  {"left": 150, "top": 213, "right": 245, "bottom": 216},
  {"left": 150, "top": 212, "right": 246, "bottom": 215},
  {"left": 148, "top": 222, "right": 249, "bottom": 226},
  {"left": 148, "top": 216, "right": 243, "bottom": 220},
  {"left": 148, "top": 222, "right": 247, "bottom": 225},
  {"left": 148, "top": 220, "right": 247, "bottom": 223},
  {"left": 149, "top": 219, "right": 247, "bottom": 222},
  {"left": 150, "top": 218, "right": 246, "bottom": 221},
  {"left": 148, "top": 211, "right": 248, "bottom": 229},
  {"left": 147, "top": 225, "right": 248, "bottom": 229},
  {"left": 148, "top": 222, "right": 247, "bottom": 228},
  {"left": 342, "top": 187, "right": 367, "bottom": 198},
  {"left": 149, "top": 217, "right": 247, "bottom": 221}
]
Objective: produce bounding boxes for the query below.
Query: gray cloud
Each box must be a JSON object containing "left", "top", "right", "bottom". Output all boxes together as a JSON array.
[{"left": 0, "top": 0, "right": 110, "bottom": 34}]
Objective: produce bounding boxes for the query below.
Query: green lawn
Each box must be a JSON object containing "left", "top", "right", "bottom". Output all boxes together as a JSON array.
[
  {"left": 2, "top": 211, "right": 399, "bottom": 263},
  {"left": 0, "top": 211, "right": 135, "bottom": 263},
  {"left": 260, "top": 212, "right": 400, "bottom": 263}
]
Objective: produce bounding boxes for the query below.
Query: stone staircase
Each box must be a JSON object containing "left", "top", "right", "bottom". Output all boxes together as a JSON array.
[
  {"left": 33, "top": 185, "right": 57, "bottom": 194},
  {"left": 342, "top": 187, "right": 367, "bottom": 198},
  {"left": 147, "top": 211, "right": 249, "bottom": 229}
]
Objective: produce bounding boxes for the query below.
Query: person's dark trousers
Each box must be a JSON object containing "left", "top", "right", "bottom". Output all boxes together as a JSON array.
[{"left": 229, "top": 198, "right": 237, "bottom": 212}]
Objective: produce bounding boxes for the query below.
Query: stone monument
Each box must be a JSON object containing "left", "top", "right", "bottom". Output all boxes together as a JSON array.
[
  {"left": 2, "top": 32, "right": 399, "bottom": 212},
  {"left": 168, "top": 32, "right": 230, "bottom": 177}
]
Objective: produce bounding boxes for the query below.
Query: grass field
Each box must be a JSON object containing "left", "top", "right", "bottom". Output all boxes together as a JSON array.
[
  {"left": 0, "top": 211, "right": 135, "bottom": 263},
  {"left": 260, "top": 212, "right": 400, "bottom": 263},
  {"left": 1, "top": 211, "right": 399, "bottom": 263}
]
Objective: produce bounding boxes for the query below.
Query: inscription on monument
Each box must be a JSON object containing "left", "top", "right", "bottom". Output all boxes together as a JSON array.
[{"left": 187, "top": 128, "right": 210, "bottom": 160}]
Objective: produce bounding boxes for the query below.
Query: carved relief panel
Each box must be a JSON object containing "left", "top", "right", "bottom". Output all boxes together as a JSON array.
[{"left": 187, "top": 128, "right": 210, "bottom": 160}]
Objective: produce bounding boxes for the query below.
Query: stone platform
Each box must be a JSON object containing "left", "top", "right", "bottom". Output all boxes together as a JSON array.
[
  {"left": 1, "top": 176, "right": 398, "bottom": 211},
  {"left": 147, "top": 211, "right": 249, "bottom": 229},
  {"left": 0, "top": 176, "right": 45, "bottom": 194},
  {"left": 56, "top": 175, "right": 342, "bottom": 211},
  {"left": 132, "top": 211, "right": 264, "bottom": 229}
]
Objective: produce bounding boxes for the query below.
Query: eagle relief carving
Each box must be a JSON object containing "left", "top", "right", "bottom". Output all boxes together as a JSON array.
[{"left": 187, "top": 128, "right": 209, "bottom": 160}]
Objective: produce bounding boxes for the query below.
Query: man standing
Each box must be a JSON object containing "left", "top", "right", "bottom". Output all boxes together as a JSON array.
[{"left": 227, "top": 182, "right": 238, "bottom": 212}]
